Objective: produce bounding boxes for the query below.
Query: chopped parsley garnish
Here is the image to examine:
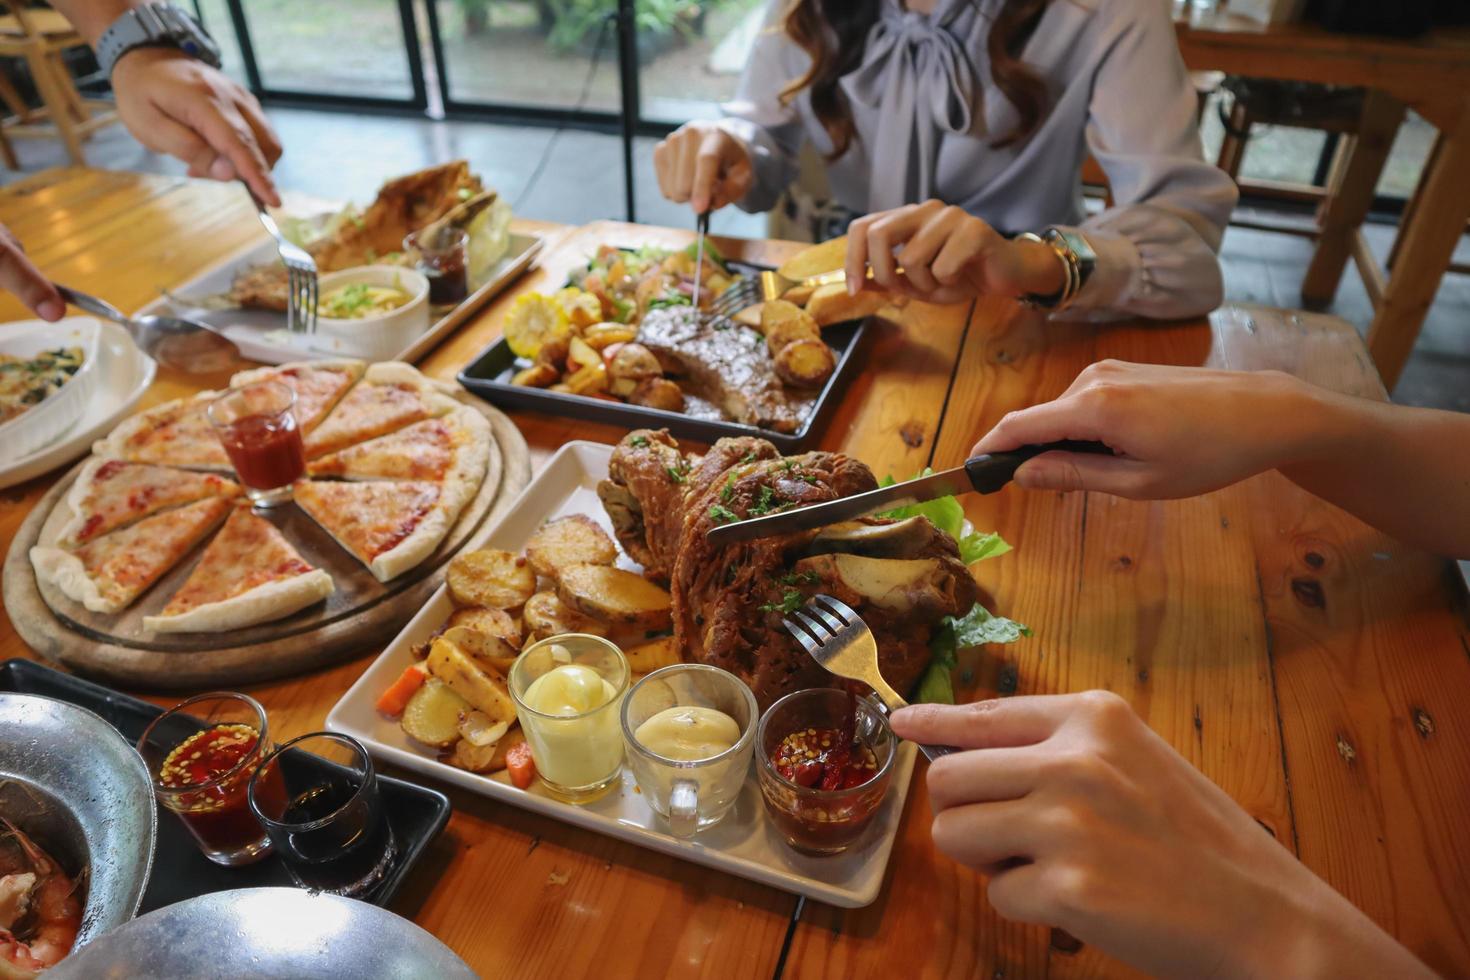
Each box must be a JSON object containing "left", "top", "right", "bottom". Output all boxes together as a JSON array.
[
  {"left": 629, "top": 435, "right": 649, "bottom": 447},
  {"left": 740, "top": 451, "right": 757, "bottom": 464},
  {"left": 665, "top": 465, "right": 687, "bottom": 484},
  {"left": 721, "top": 472, "right": 736, "bottom": 502},
  {"left": 759, "top": 589, "right": 804, "bottom": 615},
  {"left": 747, "top": 484, "right": 780, "bottom": 516},
  {"left": 708, "top": 504, "right": 738, "bottom": 523},
  {"left": 777, "top": 570, "right": 821, "bottom": 587}
]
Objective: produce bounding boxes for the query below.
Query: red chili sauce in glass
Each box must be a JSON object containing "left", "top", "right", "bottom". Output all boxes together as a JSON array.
[
  {"left": 217, "top": 413, "right": 305, "bottom": 491},
  {"left": 158, "top": 724, "right": 285, "bottom": 853},
  {"left": 765, "top": 696, "right": 886, "bottom": 853}
]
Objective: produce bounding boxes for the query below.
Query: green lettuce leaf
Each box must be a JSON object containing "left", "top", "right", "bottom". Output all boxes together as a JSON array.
[
  {"left": 958, "top": 530, "right": 1012, "bottom": 565},
  {"left": 949, "top": 602, "right": 1033, "bottom": 647}
]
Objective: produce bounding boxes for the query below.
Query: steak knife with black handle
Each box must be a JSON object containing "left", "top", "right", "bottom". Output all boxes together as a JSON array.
[{"left": 704, "top": 440, "right": 1113, "bottom": 545}]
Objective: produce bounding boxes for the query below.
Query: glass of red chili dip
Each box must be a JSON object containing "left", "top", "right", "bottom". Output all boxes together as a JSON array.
[
  {"left": 136, "top": 692, "right": 286, "bottom": 866},
  {"left": 756, "top": 688, "right": 895, "bottom": 856},
  {"left": 207, "top": 380, "right": 305, "bottom": 508}
]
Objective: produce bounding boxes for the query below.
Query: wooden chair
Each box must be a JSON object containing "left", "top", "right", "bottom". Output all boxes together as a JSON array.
[{"left": 0, "top": 1, "right": 118, "bottom": 166}]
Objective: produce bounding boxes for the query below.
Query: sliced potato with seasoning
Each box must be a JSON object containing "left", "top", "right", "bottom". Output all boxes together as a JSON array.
[
  {"left": 522, "top": 590, "right": 608, "bottom": 641},
  {"left": 427, "top": 636, "right": 517, "bottom": 724},
  {"left": 629, "top": 377, "right": 684, "bottom": 412},
  {"left": 805, "top": 283, "right": 889, "bottom": 327},
  {"left": 447, "top": 735, "right": 498, "bottom": 773},
  {"left": 442, "top": 624, "right": 520, "bottom": 676},
  {"left": 777, "top": 236, "right": 847, "bottom": 281},
  {"left": 511, "top": 363, "right": 560, "bottom": 388},
  {"left": 446, "top": 605, "right": 519, "bottom": 645},
  {"left": 563, "top": 361, "right": 609, "bottom": 396},
  {"left": 557, "top": 564, "right": 672, "bottom": 631},
  {"left": 582, "top": 322, "right": 637, "bottom": 350},
  {"left": 773, "top": 337, "right": 836, "bottom": 388},
  {"left": 623, "top": 634, "right": 680, "bottom": 674},
  {"left": 401, "top": 677, "right": 471, "bottom": 748},
  {"left": 447, "top": 549, "right": 536, "bottom": 609},
  {"left": 525, "top": 515, "right": 618, "bottom": 580}
]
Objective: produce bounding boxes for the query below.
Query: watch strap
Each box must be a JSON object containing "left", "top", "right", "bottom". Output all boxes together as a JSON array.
[{"left": 98, "top": 4, "right": 222, "bottom": 77}]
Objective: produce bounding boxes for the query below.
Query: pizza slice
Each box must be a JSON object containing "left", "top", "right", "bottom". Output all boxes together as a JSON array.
[
  {"left": 58, "top": 458, "right": 241, "bottom": 549},
  {"left": 307, "top": 406, "right": 489, "bottom": 484},
  {"left": 30, "top": 496, "right": 233, "bottom": 613},
  {"left": 230, "top": 359, "right": 364, "bottom": 434},
  {"left": 93, "top": 392, "right": 231, "bottom": 469},
  {"left": 303, "top": 362, "right": 458, "bottom": 460},
  {"left": 294, "top": 478, "right": 461, "bottom": 582},
  {"left": 144, "top": 506, "right": 334, "bottom": 633}
]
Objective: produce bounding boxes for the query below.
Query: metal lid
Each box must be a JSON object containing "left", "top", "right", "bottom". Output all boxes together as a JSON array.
[{"left": 49, "top": 887, "right": 477, "bottom": 979}]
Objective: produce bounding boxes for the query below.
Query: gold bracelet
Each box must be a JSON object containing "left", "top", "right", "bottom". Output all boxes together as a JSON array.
[{"left": 1016, "top": 232, "right": 1077, "bottom": 311}]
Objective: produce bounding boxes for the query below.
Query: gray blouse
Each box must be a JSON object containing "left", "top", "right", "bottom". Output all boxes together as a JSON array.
[{"left": 717, "top": 0, "right": 1240, "bottom": 319}]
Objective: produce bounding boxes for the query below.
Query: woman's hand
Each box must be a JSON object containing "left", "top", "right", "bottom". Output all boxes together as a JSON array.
[
  {"left": 1, "top": 224, "right": 63, "bottom": 321},
  {"left": 111, "top": 49, "right": 282, "bottom": 206},
  {"left": 891, "top": 693, "right": 1434, "bottom": 980},
  {"left": 971, "top": 360, "right": 1336, "bottom": 499},
  {"left": 846, "top": 200, "right": 1065, "bottom": 304},
  {"left": 652, "top": 122, "right": 753, "bottom": 214}
]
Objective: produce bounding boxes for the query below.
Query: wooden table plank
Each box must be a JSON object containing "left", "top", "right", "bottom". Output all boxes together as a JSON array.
[{"left": 784, "top": 300, "right": 1470, "bottom": 977}]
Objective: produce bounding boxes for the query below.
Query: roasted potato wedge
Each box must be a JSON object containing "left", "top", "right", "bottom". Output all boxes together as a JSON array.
[
  {"left": 427, "top": 637, "right": 517, "bottom": 724},
  {"left": 447, "top": 735, "right": 499, "bottom": 773},
  {"left": 623, "top": 634, "right": 681, "bottom": 674},
  {"left": 607, "top": 343, "right": 662, "bottom": 389},
  {"left": 512, "top": 363, "right": 560, "bottom": 388},
  {"left": 760, "top": 299, "right": 815, "bottom": 340},
  {"left": 522, "top": 590, "right": 608, "bottom": 640},
  {"left": 447, "top": 549, "right": 536, "bottom": 609},
  {"left": 778, "top": 236, "right": 847, "bottom": 281},
  {"left": 805, "top": 283, "right": 889, "bottom": 327},
  {"left": 535, "top": 337, "right": 571, "bottom": 369},
  {"left": 526, "top": 514, "right": 618, "bottom": 580},
  {"left": 582, "top": 322, "right": 638, "bottom": 350},
  {"left": 446, "top": 605, "right": 519, "bottom": 645},
  {"left": 773, "top": 337, "right": 836, "bottom": 388},
  {"left": 557, "top": 564, "right": 672, "bottom": 631},
  {"left": 401, "top": 677, "right": 471, "bottom": 748},
  {"left": 629, "top": 377, "right": 684, "bottom": 412},
  {"left": 442, "top": 624, "right": 520, "bottom": 675},
  {"left": 568, "top": 336, "right": 602, "bottom": 371},
  {"left": 564, "top": 361, "right": 609, "bottom": 396}
]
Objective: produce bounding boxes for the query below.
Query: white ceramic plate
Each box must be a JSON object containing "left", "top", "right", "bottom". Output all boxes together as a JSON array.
[
  {"left": 134, "top": 233, "right": 544, "bottom": 366},
  {"left": 0, "top": 318, "right": 102, "bottom": 458},
  {"left": 326, "top": 441, "right": 917, "bottom": 909},
  {"left": 0, "top": 319, "right": 155, "bottom": 491}
]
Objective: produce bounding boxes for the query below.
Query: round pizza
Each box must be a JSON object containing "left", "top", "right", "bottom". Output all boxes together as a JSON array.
[{"left": 30, "top": 359, "right": 490, "bottom": 634}]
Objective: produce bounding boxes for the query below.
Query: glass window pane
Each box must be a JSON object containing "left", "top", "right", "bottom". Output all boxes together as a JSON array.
[
  {"left": 192, "top": 0, "right": 250, "bottom": 85},
  {"left": 239, "top": 0, "right": 417, "bottom": 100},
  {"left": 638, "top": 0, "right": 765, "bottom": 125},
  {"left": 436, "top": 0, "right": 620, "bottom": 113},
  {"left": 1377, "top": 111, "right": 1433, "bottom": 200}
]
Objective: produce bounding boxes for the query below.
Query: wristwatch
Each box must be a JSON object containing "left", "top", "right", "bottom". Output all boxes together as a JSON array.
[
  {"left": 1017, "top": 227, "right": 1097, "bottom": 312},
  {"left": 97, "top": 3, "right": 222, "bottom": 78}
]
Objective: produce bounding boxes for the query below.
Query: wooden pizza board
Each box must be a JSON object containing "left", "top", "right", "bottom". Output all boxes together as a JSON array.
[{"left": 2, "top": 392, "right": 532, "bottom": 691}]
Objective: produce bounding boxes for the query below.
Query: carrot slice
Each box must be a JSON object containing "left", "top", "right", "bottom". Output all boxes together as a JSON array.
[
  {"left": 376, "top": 663, "right": 428, "bottom": 718},
  {"left": 506, "top": 741, "right": 537, "bottom": 789}
]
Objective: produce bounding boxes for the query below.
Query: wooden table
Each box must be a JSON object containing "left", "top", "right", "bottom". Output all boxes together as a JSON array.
[
  {"left": 1175, "top": 11, "right": 1470, "bottom": 391},
  {"left": 3, "top": 168, "right": 1469, "bottom": 978}
]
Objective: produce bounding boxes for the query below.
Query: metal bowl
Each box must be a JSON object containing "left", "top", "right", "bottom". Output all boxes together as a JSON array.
[
  {"left": 48, "top": 887, "right": 477, "bottom": 979},
  {"left": 0, "top": 693, "right": 156, "bottom": 951}
]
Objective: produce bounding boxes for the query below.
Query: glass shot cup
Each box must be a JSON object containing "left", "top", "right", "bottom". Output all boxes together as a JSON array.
[
  {"left": 247, "top": 732, "right": 396, "bottom": 898},
  {"left": 756, "top": 689, "right": 896, "bottom": 856},
  {"left": 136, "top": 692, "right": 282, "bottom": 867},
  {"left": 207, "top": 380, "right": 306, "bottom": 507},
  {"left": 620, "top": 664, "right": 758, "bottom": 838},
  {"left": 508, "top": 634, "right": 629, "bottom": 804},
  {"left": 404, "top": 227, "right": 469, "bottom": 306}
]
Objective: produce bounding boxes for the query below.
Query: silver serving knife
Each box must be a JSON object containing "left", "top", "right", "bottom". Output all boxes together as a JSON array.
[
  {"left": 691, "top": 210, "right": 710, "bottom": 312},
  {"left": 705, "top": 440, "right": 1112, "bottom": 545}
]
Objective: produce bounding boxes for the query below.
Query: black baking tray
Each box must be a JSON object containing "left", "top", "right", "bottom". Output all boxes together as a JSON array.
[
  {"left": 0, "top": 658, "right": 450, "bottom": 913},
  {"left": 456, "top": 256, "right": 871, "bottom": 452}
]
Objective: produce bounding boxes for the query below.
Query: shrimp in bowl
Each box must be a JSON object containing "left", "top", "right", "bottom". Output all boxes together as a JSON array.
[{"left": 0, "top": 818, "right": 81, "bottom": 979}]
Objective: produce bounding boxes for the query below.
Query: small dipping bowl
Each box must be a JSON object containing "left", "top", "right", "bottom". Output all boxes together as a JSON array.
[
  {"left": 313, "top": 265, "right": 430, "bottom": 360},
  {"left": 756, "top": 689, "right": 895, "bottom": 856}
]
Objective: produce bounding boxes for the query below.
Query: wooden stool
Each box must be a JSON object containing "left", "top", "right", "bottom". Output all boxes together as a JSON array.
[{"left": 0, "top": 2, "right": 119, "bottom": 166}]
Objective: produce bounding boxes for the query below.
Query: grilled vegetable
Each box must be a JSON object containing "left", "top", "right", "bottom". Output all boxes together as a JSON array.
[
  {"left": 376, "top": 663, "right": 428, "bottom": 718},
  {"left": 401, "top": 677, "right": 472, "bottom": 748},
  {"left": 557, "top": 564, "right": 672, "bottom": 630},
  {"left": 427, "top": 636, "right": 517, "bottom": 724},
  {"left": 522, "top": 590, "right": 608, "bottom": 640},
  {"left": 447, "top": 549, "right": 536, "bottom": 609},
  {"left": 512, "top": 363, "right": 560, "bottom": 388},
  {"left": 526, "top": 514, "right": 618, "bottom": 580}
]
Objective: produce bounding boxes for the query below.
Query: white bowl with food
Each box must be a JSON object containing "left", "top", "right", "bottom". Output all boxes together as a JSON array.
[
  {"left": 312, "top": 266, "right": 431, "bottom": 361},
  {"left": 0, "top": 317, "right": 102, "bottom": 460}
]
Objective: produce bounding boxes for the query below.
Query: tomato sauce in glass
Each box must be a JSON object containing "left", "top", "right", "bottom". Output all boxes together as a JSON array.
[
  {"left": 216, "top": 414, "right": 305, "bottom": 491},
  {"left": 158, "top": 724, "right": 285, "bottom": 854}
]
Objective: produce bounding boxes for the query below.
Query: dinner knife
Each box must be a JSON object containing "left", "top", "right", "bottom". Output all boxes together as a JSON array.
[
  {"left": 691, "top": 210, "right": 710, "bottom": 312},
  {"left": 704, "top": 440, "right": 1113, "bottom": 545}
]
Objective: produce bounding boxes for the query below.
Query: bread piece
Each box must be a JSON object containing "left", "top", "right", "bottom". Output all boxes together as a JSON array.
[
  {"left": 778, "top": 236, "right": 847, "bottom": 281},
  {"left": 805, "top": 283, "right": 890, "bottom": 327}
]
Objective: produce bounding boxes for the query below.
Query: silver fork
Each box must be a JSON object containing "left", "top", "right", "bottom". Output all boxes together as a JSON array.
[
  {"left": 248, "top": 187, "right": 317, "bottom": 334},
  {"left": 784, "top": 594, "right": 955, "bottom": 762}
]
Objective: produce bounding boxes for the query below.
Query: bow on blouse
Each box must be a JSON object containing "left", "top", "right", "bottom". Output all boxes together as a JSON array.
[{"left": 840, "top": 0, "right": 989, "bottom": 212}]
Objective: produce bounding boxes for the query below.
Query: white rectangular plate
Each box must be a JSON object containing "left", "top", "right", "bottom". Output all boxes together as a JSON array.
[
  {"left": 327, "top": 440, "right": 916, "bottom": 908},
  {"left": 135, "top": 232, "right": 543, "bottom": 366}
]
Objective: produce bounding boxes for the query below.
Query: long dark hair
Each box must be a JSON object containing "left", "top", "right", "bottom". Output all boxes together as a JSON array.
[{"left": 780, "top": 0, "right": 1050, "bottom": 157}]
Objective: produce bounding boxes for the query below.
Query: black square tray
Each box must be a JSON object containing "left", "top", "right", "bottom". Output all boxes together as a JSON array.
[
  {"left": 0, "top": 658, "right": 450, "bottom": 913},
  {"left": 456, "top": 257, "right": 871, "bottom": 452}
]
